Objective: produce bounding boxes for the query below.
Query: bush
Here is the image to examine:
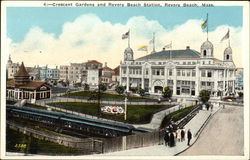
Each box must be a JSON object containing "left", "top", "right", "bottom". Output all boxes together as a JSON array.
[
  {"left": 99, "top": 83, "right": 107, "bottom": 92},
  {"left": 199, "top": 90, "right": 210, "bottom": 103},
  {"left": 115, "top": 85, "right": 125, "bottom": 95},
  {"left": 137, "top": 88, "right": 146, "bottom": 96},
  {"left": 160, "top": 105, "right": 195, "bottom": 128},
  {"left": 162, "top": 87, "right": 172, "bottom": 99}
]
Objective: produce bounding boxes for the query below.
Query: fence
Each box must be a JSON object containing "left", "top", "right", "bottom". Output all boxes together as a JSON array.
[
  {"left": 102, "top": 130, "right": 164, "bottom": 153},
  {"left": 7, "top": 120, "right": 165, "bottom": 154},
  {"left": 7, "top": 121, "right": 104, "bottom": 154}
]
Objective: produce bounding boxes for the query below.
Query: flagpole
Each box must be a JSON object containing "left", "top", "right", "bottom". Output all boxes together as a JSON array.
[
  {"left": 128, "top": 29, "right": 130, "bottom": 48},
  {"left": 170, "top": 41, "right": 172, "bottom": 60},
  {"left": 153, "top": 32, "right": 155, "bottom": 52},
  {"left": 206, "top": 13, "right": 208, "bottom": 40},
  {"left": 228, "top": 28, "right": 230, "bottom": 47}
]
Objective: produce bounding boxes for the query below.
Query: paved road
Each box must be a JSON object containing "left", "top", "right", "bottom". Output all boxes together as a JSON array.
[{"left": 180, "top": 105, "right": 244, "bottom": 156}]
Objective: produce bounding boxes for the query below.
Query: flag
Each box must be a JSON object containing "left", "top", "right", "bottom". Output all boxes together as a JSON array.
[
  {"left": 122, "top": 31, "right": 129, "bottom": 39},
  {"left": 221, "top": 29, "right": 230, "bottom": 42},
  {"left": 138, "top": 45, "right": 148, "bottom": 51},
  {"left": 201, "top": 19, "right": 207, "bottom": 30},
  {"left": 149, "top": 38, "right": 154, "bottom": 44},
  {"left": 164, "top": 42, "right": 172, "bottom": 49}
]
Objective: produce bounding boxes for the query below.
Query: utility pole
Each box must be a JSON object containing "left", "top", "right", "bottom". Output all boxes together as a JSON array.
[{"left": 124, "top": 97, "right": 128, "bottom": 120}]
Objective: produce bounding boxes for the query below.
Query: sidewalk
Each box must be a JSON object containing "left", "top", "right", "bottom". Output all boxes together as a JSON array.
[
  {"left": 133, "top": 105, "right": 182, "bottom": 129},
  {"left": 103, "top": 106, "right": 220, "bottom": 156}
]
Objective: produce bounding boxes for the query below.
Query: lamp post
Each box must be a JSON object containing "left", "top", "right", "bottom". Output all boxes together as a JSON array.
[{"left": 124, "top": 97, "right": 128, "bottom": 120}]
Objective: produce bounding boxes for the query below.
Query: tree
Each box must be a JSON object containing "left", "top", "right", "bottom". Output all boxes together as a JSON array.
[
  {"left": 199, "top": 90, "right": 210, "bottom": 103},
  {"left": 99, "top": 83, "right": 107, "bottom": 92},
  {"left": 115, "top": 85, "right": 125, "bottom": 95},
  {"left": 137, "top": 88, "right": 146, "bottom": 97},
  {"left": 162, "top": 86, "right": 172, "bottom": 99}
]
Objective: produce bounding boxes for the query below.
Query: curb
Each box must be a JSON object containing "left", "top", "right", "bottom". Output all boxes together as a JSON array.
[{"left": 174, "top": 107, "right": 222, "bottom": 156}]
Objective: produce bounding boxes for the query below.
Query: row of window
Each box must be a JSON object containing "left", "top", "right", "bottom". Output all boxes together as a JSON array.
[
  {"left": 177, "top": 70, "right": 196, "bottom": 77},
  {"left": 133, "top": 61, "right": 197, "bottom": 65}
]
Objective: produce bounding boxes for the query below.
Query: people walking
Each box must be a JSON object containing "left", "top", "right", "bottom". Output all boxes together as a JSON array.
[
  {"left": 187, "top": 129, "right": 192, "bottom": 146},
  {"left": 164, "top": 131, "right": 170, "bottom": 146},
  {"left": 176, "top": 128, "right": 181, "bottom": 142},
  {"left": 181, "top": 128, "right": 185, "bottom": 142}
]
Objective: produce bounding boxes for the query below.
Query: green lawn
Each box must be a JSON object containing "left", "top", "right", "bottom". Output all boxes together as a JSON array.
[
  {"left": 160, "top": 105, "right": 196, "bottom": 128},
  {"left": 49, "top": 102, "right": 170, "bottom": 124},
  {"left": 6, "top": 127, "right": 82, "bottom": 155},
  {"left": 64, "top": 91, "right": 149, "bottom": 100}
]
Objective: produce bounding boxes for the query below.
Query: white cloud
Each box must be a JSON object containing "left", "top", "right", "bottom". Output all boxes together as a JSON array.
[{"left": 9, "top": 14, "right": 242, "bottom": 68}]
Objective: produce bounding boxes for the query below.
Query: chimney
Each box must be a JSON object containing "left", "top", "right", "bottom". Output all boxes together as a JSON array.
[
  {"left": 186, "top": 46, "right": 190, "bottom": 50},
  {"left": 105, "top": 62, "right": 107, "bottom": 67}
]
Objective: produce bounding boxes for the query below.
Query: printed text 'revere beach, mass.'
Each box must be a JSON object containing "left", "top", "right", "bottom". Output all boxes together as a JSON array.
[{"left": 43, "top": 2, "right": 214, "bottom": 7}]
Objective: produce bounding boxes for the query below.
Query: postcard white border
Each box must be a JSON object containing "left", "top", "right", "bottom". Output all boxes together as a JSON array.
[{"left": 1, "top": 1, "right": 249, "bottom": 160}]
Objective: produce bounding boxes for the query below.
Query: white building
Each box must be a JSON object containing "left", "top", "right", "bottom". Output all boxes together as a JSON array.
[
  {"left": 120, "top": 40, "right": 236, "bottom": 98},
  {"left": 87, "top": 69, "right": 99, "bottom": 86},
  {"left": 59, "top": 60, "right": 102, "bottom": 85},
  {"left": 7, "top": 56, "right": 19, "bottom": 79}
]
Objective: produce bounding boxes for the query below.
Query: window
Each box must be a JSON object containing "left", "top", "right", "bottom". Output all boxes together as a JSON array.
[
  {"left": 177, "top": 80, "right": 181, "bottom": 85},
  {"left": 92, "top": 77, "right": 95, "bottom": 80},
  {"left": 188, "top": 62, "right": 191, "bottom": 65},
  {"left": 187, "top": 71, "right": 190, "bottom": 77},
  {"left": 192, "top": 70, "right": 196, "bottom": 77},
  {"left": 169, "top": 69, "right": 172, "bottom": 76},
  {"left": 152, "top": 69, "right": 155, "bottom": 75},
  {"left": 146, "top": 69, "right": 148, "bottom": 75},
  {"left": 161, "top": 69, "right": 164, "bottom": 75},
  {"left": 207, "top": 71, "right": 212, "bottom": 77},
  {"left": 207, "top": 82, "right": 211, "bottom": 86},
  {"left": 192, "top": 62, "right": 196, "bottom": 65},
  {"left": 182, "top": 70, "right": 185, "bottom": 76},
  {"left": 203, "top": 50, "right": 206, "bottom": 56},
  {"left": 183, "top": 62, "right": 186, "bottom": 65},
  {"left": 156, "top": 70, "right": 160, "bottom": 75},
  {"left": 226, "top": 54, "right": 230, "bottom": 60},
  {"left": 123, "top": 69, "right": 126, "bottom": 74},
  {"left": 192, "top": 81, "right": 195, "bottom": 86},
  {"left": 177, "top": 87, "right": 180, "bottom": 95},
  {"left": 177, "top": 70, "right": 181, "bottom": 76},
  {"left": 201, "top": 70, "right": 206, "bottom": 77},
  {"left": 201, "top": 81, "right": 206, "bottom": 86}
]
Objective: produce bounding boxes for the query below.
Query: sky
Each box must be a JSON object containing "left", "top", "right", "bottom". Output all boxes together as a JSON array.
[{"left": 6, "top": 6, "right": 243, "bottom": 68}]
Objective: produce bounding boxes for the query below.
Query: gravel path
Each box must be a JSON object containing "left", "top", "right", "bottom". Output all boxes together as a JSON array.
[{"left": 180, "top": 105, "right": 244, "bottom": 156}]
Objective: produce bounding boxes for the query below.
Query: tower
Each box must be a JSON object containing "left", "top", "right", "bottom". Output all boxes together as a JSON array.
[
  {"left": 200, "top": 40, "right": 214, "bottom": 58},
  {"left": 14, "top": 62, "right": 30, "bottom": 86},
  {"left": 124, "top": 47, "right": 134, "bottom": 61}
]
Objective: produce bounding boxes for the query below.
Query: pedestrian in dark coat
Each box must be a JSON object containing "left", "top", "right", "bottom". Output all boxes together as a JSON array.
[
  {"left": 181, "top": 129, "right": 185, "bottom": 141},
  {"left": 187, "top": 129, "right": 192, "bottom": 146},
  {"left": 164, "top": 132, "right": 170, "bottom": 146},
  {"left": 169, "top": 132, "right": 175, "bottom": 147}
]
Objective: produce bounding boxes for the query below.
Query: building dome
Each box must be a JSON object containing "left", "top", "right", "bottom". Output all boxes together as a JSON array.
[
  {"left": 124, "top": 47, "right": 134, "bottom": 61},
  {"left": 201, "top": 40, "right": 214, "bottom": 58},
  {"left": 224, "top": 46, "right": 232, "bottom": 55},
  {"left": 124, "top": 47, "right": 134, "bottom": 54},
  {"left": 201, "top": 40, "right": 213, "bottom": 49},
  {"left": 224, "top": 46, "right": 233, "bottom": 61}
]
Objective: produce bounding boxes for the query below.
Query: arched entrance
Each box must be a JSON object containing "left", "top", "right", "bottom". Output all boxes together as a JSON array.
[
  {"left": 152, "top": 80, "right": 164, "bottom": 93},
  {"left": 154, "top": 86, "right": 163, "bottom": 93}
]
